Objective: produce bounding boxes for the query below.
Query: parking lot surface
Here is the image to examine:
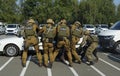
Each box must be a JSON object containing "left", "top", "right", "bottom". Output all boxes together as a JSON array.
[{"left": 0, "top": 35, "right": 120, "bottom": 76}]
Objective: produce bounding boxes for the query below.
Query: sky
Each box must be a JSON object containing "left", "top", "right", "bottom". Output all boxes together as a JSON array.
[{"left": 114, "top": 0, "right": 120, "bottom": 6}]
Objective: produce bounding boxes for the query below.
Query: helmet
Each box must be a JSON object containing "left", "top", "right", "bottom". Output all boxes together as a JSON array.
[
  {"left": 84, "top": 30, "right": 90, "bottom": 35},
  {"left": 75, "top": 21, "right": 81, "bottom": 25},
  {"left": 61, "top": 19, "right": 67, "bottom": 24},
  {"left": 47, "top": 19, "right": 54, "bottom": 24},
  {"left": 28, "top": 19, "right": 35, "bottom": 23}
]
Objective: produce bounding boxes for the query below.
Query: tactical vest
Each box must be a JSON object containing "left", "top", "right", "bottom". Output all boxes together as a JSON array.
[
  {"left": 24, "top": 24, "right": 36, "bottom": 37},
  {"left": 58, "top": 25, "right": 69, "bottom": 37},
  {"left": 44, "top": 26, "right": 55, "bottom": 38},
  {"left": 72, "top": 27, "right": 83, "bottom": 38}
]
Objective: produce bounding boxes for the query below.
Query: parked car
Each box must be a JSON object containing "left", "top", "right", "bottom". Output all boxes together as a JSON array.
[
  {"left": 95, "top": 24, "right": 109, "bottom": 34},
  {"left": 83, "top": 24, "right": 96, "bottom": 34},
  {"left": 0, "top": 22, "right": 6, "bottom": 34},
  {"left": 98, "top": 21, "right": 120, "bottom": 54},
  {"left": 0, "top": 36, "right": 43, "bottom": 56},
  {"left": 5, "top": 24, "right": 21, "bottom": 35},
  {"left": 0, "top": 34, "right": 83, "bottom": 56}
]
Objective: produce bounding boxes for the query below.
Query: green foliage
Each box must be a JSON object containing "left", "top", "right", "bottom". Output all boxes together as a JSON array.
[
  {"left": 0, "top": 0, "right": 21, "bottom": 23},
  {"left": 0, "top": 0, "right": 119, "bottom": 25},
  {"left": 116, "top": 4, "right": 120, "bottom": 21}
]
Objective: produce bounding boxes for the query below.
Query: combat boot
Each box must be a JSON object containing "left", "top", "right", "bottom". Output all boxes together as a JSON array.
[
  {"left": 69, "top": 64, "right": 73, "bottom": 67},
  {"left": 86, "top": 61, "right": 94, "bottom": 65},
  {"left": 95, "top": 57, "right": 99, "bottom": 63},
  {"left": 74, "top": 60, "right": 81, "bottom": 64},
  {"left": 78, "top": 60, "right": 81, "bottom": 64},
  {"left": 69, "top": 63, "right": 73, "bottom": 67},
  {"left": 60, "top": 55, "right": 65, "bottom": 63},
  {"left": 48, "top": 62, "right": 53, "bottom": 68},
  {"left": 22, "top": 62, "right": 26, "bottom": 67},
  {"left": 22, "top": 59, "right": 26, "bottom": 67},
  {"left": 38, "top": 63, "right": 42, "bottom": 67},
  {"left": 44, "top": 64, "right": 49, "bottom": 68}
]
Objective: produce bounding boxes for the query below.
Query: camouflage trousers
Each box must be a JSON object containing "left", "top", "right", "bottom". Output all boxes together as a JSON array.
[
  {"left": 85, "top": 42, "right": 98, "bottom": 62},
  {"left": 71, "top": 36, "right": 81, "bottom": 62},
  {"left": 53, "top": 39, "right": 72, "bottom": 65},
  {"left": 22, "top": 36, "right": 42, "bottom": 65},
  {"left": 43, "top": 42, "right": 54, "bottom": 66}
]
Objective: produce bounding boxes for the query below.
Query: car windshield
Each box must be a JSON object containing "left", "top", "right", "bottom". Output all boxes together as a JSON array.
[
  {"left": 7, "top": 25, "right": 16, "bottom": 28},
  {"left": 101, "top": 25, "right": 108, "bottom": 28},
  {"left": 110, "top": 21, "right": 120, "bottom": 30},
  {"left": 86, "top": 25, "right": 94, "bottom": 28}
]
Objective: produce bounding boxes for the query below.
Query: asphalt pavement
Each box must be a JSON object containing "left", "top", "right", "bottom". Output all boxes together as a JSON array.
[
  {"left": 0, "top": 35, "right": 120, "bottom": 76},
  {"left": 0, "top": 51, "right": 120, "bottom": 76}
]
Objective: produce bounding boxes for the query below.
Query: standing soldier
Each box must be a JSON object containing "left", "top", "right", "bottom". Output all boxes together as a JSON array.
[
  {"left": 22, "top": 18, "right": 42, "bottom": 67},
  {"left": 40, "top": 19, "right": 56, "bottom": 68},
  {"left": 80, "top": 30, "right": 99, "bottom": 65},
  {"left": 53, "top": 19, "right": 73, "bottom": 67},
  {"left": 71, "top": 21, "right": 83, "bottom": 64}
]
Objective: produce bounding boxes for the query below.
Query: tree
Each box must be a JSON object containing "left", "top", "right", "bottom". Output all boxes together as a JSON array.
[
  {"left": 79, "top": 0, "right": 116, "bottom": 24},
  {"left": 0, "top": 0, "right": 20, "bottom": 23},
  {"left": 97, "top": 0, "right": 116, "bottom": 24},
  {"left": 116, "top": 4, "right": 120, "bottom": 21}
]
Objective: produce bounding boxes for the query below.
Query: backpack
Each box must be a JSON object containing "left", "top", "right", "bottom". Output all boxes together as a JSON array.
[{"left": 24, "top": 24, "right": 36, "bottom": 37}]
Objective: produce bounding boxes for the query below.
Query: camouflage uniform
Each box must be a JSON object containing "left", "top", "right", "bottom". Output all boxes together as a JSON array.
[
  {"left": 53, "top": 19, "right": 73, "bottom": 66},
  {"left": 71, "top": 21, "right": 83, "bottom": 64},
  {"left": 22, "top": 19, "right": 42, "bottom": 67},
  {"left": 40, "top": 19, "right": 56, "bottom": 68},
  {"left": 81, "top": 30, "right": 98, "bottom": 65}
]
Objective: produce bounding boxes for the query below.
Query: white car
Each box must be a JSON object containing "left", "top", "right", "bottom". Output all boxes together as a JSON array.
[
  {"left": 83, "top": 24, "right": 96, "bottom": 34},
  {"left": 5, "top": 24, "right": 21, "bottom": 35},
  {"left": 95, "top": 24, "right": 109, "bottom": 34},
  {"left": 98, "top": 21, "right": 120, "bottom": 54},
  {"left": 0, "top": 36, "right": 43, "bottom": 56}
]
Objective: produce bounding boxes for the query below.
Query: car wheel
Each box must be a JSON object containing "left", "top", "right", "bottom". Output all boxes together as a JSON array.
[
  {"left": 4, "top": 44, "right": 19, "bottom": 56},
  {"left": 114, "top": 42, "right": 120, "bottom": 54}
]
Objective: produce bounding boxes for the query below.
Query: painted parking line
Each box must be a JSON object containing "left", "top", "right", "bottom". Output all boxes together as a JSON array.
[
  {"left": 47, "top": 68, "right": 52, "bottom": 76},
  {"left": 90, "top": 65, "right": 106, "bottom": 76},
  {"left": 99, "top": 58, "right": 120, "bottom": 71},
  {"left": 78, "top": 56, "right": 106, "bottom": 76},
  {"left": 0, "top": 57, "right": 14, "bottom": 71},
  {"left": 47, "top": 61, "right": 52, "bottom": 76},
  {"left": 20, "top": 56, "right": 31, "bottom": 76},
  {"left": 103, "top": 53, "right": 120, "bottom": 61},
  {"left": 64, "top": 60, "right": 79, "bottom": 76}
]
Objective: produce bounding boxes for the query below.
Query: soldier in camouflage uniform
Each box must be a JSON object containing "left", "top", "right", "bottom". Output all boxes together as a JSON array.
[
  {"left": 53, "top": 19, "right": 73, "bottom": 67},
  {"left": 40, "top": 19, "right": 56, "bottom": 68},
  {"left": 71, "top": 21, "right": 83, "bottom": 64},
  {"left": 22, "top": 18, "right": 42, "bottom": 67},
  {"left": 80, "top": 30, "right": 99, "bottom": 65}
]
